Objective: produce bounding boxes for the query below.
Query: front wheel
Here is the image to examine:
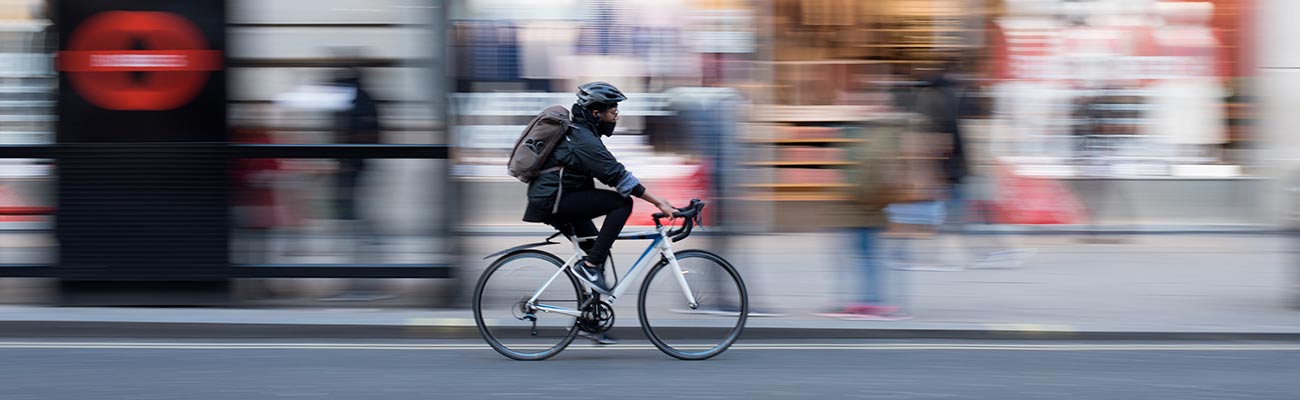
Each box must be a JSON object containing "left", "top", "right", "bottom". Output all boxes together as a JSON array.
[{"left": 638, "top": 249, "right": 747, "bottom": 360}]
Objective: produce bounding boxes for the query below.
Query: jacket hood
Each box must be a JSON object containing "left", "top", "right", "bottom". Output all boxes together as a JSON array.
[{"left": 570, "top": 104, "right": 601, "bottom": 135}]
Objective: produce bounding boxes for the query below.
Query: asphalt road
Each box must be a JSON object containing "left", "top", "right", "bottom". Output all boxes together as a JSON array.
[{"left": 0, "top": 339, "right": 1297, "bottom": 399}]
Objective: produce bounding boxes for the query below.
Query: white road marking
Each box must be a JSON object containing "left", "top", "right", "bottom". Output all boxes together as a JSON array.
[{"left": 0, "top": 342, "right": 1297, "bottom": 351}]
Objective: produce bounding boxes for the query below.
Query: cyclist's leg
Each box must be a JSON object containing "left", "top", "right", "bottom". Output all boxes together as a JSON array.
[
  {"left": 586, "top": 194, "right": 631, "bottom": 266},
  {"left": 547, "top": 221, "right": 592, "bottom": 250},
  {"left": 549, "top": 190, "right": 632, "bottom": 266},
  {"left": 572, "top": 221, "right": 598, "bottom": 253}
]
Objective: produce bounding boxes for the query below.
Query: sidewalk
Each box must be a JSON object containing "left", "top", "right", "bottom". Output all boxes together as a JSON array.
[{"left": 0, "top": 233, "right": 1296, "bottom": 340}]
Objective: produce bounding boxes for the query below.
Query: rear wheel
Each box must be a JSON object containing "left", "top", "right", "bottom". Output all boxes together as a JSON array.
[{"left": 473, "top": 250, "right": 583, "bottom": 360}]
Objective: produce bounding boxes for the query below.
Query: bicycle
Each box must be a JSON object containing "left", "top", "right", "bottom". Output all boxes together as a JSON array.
[{"left": 472, "top": 199, "right": 748, "bottom": 360}]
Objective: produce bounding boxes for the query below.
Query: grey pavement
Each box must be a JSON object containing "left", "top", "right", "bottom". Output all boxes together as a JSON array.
[{"left": 0, "top": 233, "right": 1297, "bottom": 339}]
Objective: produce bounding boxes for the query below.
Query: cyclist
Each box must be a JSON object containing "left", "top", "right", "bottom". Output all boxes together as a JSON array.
[{"left": 522, "top": 82, "right": 677, "bottom": 301}]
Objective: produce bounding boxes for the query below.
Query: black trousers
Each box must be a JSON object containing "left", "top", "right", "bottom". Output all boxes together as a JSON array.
[{"left": 545, "top": 189, "right": 633, "bottom": 266}]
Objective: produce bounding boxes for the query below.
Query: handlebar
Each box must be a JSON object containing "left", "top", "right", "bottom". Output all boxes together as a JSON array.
[{"left": 652, "top": 198, "right": 705, "bottom": 242}]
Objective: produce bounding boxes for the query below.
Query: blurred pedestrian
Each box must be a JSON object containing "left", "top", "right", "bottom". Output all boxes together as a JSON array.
[
  {"left": 819, "top": 119, "right": 911, "bottom": 320},
  {"left": 319, "top": 65, "right": 393, "bottom": 302},
  {"left": 912, "top": 65, "right": 1036, "bottom": 268},
  {"left": 882, "top": 127, "right": 948, "bottom": 271},
  {"left": 232, "top": 124, "right": 286, "bottom": 265},
  {"left": 232, "top": 123, "right": 291, "bottom": 301},
  {"left": 331, "top": 66, "right": 380, "bottom": 251}
]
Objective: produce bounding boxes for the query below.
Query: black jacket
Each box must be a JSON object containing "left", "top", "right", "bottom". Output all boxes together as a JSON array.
[
  {"left": 332, "top": 76, "right": 381, "bottom": 144},
  {"left": 522, "top": 105, "right": 644, "bottom": 223},
  {"left": 332, "top": 76, "right": 380, "bottom": 174},
  {"left": 914, "top": 75, "right": 969, "bottom": 185}
]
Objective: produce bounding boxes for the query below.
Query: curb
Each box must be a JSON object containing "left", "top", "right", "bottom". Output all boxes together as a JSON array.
[{"left": 4, "top": 321, "right": 1300, "bottom": 342}]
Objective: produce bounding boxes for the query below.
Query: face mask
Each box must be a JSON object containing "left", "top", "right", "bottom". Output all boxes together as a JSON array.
[
  {"left": 593, "top": 110, "right": 616, "bottom": 136},
  {"left": 596, "top": 120, "right": 617, "bottom": 137}
]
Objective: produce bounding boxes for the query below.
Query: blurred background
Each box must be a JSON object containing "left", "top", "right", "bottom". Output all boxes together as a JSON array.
[
  {"left": 0, "top": 0, "right": 1296, "bottom": 317},
  {"left": 3, "top": 2, "right": 1300, "bottom": 397}
]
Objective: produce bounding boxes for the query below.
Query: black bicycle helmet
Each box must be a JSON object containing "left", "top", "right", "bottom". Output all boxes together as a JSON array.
[{"left": 576, "top": 82, "right": 627, "bottom": 108}]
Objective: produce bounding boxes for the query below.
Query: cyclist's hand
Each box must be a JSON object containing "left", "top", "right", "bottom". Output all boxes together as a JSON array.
[{"left": 657, "top": 201, "right": 678, "bottom": 221}]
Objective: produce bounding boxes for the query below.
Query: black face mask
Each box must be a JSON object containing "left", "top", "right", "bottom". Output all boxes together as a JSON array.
[
  {"left": 596, "top": 120, "right": 617, "bottom": 137},
  {"left": 591, "top": 110, "right": 616, "bottom": 136}
]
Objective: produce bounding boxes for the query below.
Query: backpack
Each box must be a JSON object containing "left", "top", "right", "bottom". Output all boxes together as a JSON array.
[
  {"left": 508, "top": 105, "right": 571, "bottom": 183},
  {"left": 850, "top": 122, "right": 909, "bottom": 208}
]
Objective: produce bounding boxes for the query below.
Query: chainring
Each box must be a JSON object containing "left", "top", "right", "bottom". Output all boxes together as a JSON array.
[{"left": 578, "top": 300, "right": 615, "bottom": 333}]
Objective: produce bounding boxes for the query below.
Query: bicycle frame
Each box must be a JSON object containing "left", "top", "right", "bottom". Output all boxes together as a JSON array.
[{"left": 526, "top": 225, "right": 699, "bottom": 319}]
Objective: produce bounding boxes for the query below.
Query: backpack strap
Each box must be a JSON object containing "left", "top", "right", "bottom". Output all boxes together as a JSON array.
[
  {"left": 551, "top": 167, "right": 566, "bottom": 214},
  {"left": 545, "top": 127, "right": 575, "bottom": 214}
]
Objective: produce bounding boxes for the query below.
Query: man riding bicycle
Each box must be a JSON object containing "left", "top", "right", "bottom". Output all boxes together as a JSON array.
[{"left": 522, "top": 82, "right": 677, "bottom": 340}]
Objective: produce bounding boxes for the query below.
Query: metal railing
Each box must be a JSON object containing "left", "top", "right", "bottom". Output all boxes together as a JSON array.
[{"left": 0, "top": 144, "right": 455, "bottom": 279}]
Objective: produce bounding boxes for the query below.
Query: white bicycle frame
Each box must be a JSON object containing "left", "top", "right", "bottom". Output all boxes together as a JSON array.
[{"left": 526, "top": 225, "right": 699, "bottom": 319}]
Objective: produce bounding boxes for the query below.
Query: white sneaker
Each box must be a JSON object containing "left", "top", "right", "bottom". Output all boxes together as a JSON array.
[{"left": 577, "top": 330, "right": 619, "bottom": 345}]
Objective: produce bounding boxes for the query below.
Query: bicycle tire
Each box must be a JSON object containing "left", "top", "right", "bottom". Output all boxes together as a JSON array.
[
  {"left": 473, "top": 249, "right": 583, "bottom": 361},
  {"left": 637, "top": 249, "right": 748, "bottom": 360}
]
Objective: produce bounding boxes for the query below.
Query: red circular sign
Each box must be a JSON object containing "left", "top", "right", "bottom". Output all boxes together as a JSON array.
[{"left": 58, "top": 11, "right": 222, "bottom": 111}]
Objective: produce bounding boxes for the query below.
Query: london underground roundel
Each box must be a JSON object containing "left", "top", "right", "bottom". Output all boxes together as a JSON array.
[{"left": 57, "top": 11, "right": 222, "bottom": 111}]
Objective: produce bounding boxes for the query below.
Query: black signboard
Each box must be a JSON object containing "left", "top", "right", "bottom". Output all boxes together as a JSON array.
[{"left": 53, "top": 0, "right": 230, "bottom": 294}]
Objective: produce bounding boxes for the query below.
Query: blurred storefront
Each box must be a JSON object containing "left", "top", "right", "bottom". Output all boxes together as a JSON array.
[
  {"left": 744, "top": 0, "right": 1268, "bottom": 230},
  {"left": 0, "top": 0, "right": 55, "bottom": 155},
  {"left": 223, "top": 0, "right": 453, "bottom": 305},
  {"left": 228, "top": 0, "right": 449, "bottom": 261},
  {"left": 987, "top": 0, "right": 1252, "bottom": 171},
  {"left": 1, "top": 0, "right": 454, "bottom": 306},
  {"left": 743, "top": 0, "right": 987, "bottom": 229},
  {"left": 984, "top": 0, "right": 1265, "bottom": 229},
  {"left": 0, "top": 0, "right": 1281, "bottom": 242},
  {"left": 0, "top": 0, "right": 55, "bottom": 267},
  {"left": 448, "top": 0, "right": 753, "bottom": 228},
  {"left": 1257, "top": 0, "right": 1300, "bottom": 233},
  {"left": 446, "top": 0, "right": 1272, "bottom": 231},
  {"left": 748, "top": 0, "right": 1258, "bottom": 177}
]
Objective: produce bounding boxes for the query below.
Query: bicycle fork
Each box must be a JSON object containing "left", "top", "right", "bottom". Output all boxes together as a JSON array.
[{"left": 661, "top": 244, "right": 700, "bottom": 310}]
